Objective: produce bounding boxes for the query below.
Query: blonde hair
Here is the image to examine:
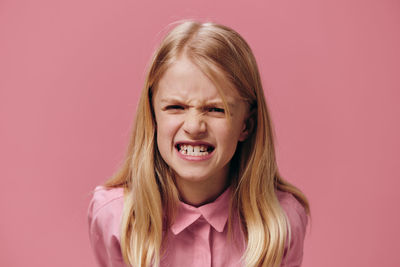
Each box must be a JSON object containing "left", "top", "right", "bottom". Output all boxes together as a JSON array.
[{"left": 104, "top": 20, "right": 309, "bottom": 267}]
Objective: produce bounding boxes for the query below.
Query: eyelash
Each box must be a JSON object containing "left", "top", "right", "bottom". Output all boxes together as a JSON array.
[
  {"left": 165, "top": 105, "right": 184, "bottom": 110},
  {"left": 207, "top": 107, "right": 225, "bottom": 113},
  {"left": 164, "top": 105, "right": 225, "bottom": 113}
]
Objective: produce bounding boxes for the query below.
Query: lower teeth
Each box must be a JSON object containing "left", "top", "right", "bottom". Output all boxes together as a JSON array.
[{"left": 180, "top": 149, "right": 209, "bottom": 156}]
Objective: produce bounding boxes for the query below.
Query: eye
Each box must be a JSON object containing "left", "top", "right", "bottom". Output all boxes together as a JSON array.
[
  {"left": 165, "top": 105, "right": 184, "bottom": 110},
  {"left": 208, "top": 107, "right": 225, "bottom": 113}
]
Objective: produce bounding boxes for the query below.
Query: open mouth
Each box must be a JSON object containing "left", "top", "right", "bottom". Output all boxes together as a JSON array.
[{"left": 176, "top": 143, "right": 215, "bottom": 156}]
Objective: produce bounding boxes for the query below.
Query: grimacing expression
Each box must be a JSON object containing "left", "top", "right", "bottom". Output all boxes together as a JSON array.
[{"left": 153, "top": 56, "right": 250, "bottom": 191}]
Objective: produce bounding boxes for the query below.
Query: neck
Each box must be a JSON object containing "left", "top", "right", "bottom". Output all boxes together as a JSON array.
[{"left": 176, "top": 176, "right": 230, "bottom": 207}]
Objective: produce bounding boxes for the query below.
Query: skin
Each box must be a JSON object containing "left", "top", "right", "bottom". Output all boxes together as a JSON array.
[{"left": 153, "top": 55, "right": 250, "bottom": 207}]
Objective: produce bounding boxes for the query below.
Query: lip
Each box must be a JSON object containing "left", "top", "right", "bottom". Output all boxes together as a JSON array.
[
  {"left": 175, "top": 140, "right": 214, "bottom": 146},
  {"left": 174, "top": 140, "right": 215, "bottom": 161}
]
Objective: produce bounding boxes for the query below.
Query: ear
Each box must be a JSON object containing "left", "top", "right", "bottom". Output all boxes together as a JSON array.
[{"left": 239, "top": 111, "right": 255, "bottom": 141}]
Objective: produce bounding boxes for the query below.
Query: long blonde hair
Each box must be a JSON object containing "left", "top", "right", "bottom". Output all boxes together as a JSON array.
[{"left": 104, "top": 20, "right": 309, "bottom": 267}]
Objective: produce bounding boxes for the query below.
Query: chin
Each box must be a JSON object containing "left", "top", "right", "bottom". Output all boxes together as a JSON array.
[{"left": 175, "top": 173, "right": 209, "bottom": 183}]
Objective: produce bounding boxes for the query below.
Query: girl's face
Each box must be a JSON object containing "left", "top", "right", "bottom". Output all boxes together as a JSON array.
[{"left": 153, "top": 56, "right": 249, "bottom": 199}]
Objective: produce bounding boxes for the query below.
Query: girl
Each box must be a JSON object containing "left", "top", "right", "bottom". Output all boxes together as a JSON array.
[{"left": 88, "top": 20, "right": 309, "bottom": 267}]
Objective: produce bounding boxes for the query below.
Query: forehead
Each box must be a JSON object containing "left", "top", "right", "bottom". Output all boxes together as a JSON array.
[{"left": 154, "top": 56, "right": 240, "bottom": 103}]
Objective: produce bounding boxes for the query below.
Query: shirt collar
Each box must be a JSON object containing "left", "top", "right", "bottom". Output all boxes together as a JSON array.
[{"left": 170, "top": 187, "right": 231, "bottom": 235}]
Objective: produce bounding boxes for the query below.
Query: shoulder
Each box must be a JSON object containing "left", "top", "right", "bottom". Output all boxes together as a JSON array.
[
  {"left": 276, "top": 190, "right": 308, "bottom": 266},
  {"left": 88, "top": 186, "right": 125, "bottom": 219},
  {"left": 88, "top": 186, "right": 125, "bottom": 235},
  {"left": 87, "top": 185, "right": 125, "bottom": 240},
  {"left": 87, "top": 186, "right": 126, "bottom": 265}
]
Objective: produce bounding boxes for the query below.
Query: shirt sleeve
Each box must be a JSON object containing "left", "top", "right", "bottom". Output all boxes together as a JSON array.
[
  {"left": 280, "top": 193, "right": 308, "bottom": 267},
  {"left": 87, "top": 186, "right": 127, "bottom": 267}
]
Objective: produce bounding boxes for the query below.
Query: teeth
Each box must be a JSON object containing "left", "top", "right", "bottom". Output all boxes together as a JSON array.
[{"left": 178, "top": 144, "right": 211, "bottom": 156}]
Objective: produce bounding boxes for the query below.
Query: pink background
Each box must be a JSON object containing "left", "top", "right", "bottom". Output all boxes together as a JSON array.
[{"left": 1, "top": 0, "right": 399, "bottom": 266}]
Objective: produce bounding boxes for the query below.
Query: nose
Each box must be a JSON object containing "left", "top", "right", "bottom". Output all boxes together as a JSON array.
[{"left": 182, "top": 110, "right": 207, "bottom": 137}]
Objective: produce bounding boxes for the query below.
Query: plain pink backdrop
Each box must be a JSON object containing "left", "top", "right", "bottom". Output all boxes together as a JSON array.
[{"left": 1, "top": 0, "right": 399, "bottom": 266}]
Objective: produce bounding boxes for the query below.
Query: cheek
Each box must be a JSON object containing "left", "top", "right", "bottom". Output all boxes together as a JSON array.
[
  {"left": 219, "top": 120, "right": 246, "bottom": 154},
  {"left": 214, "top": 122, "right": 240, "bottom": 150},
  {"left": 156, "top": 117, "right": 180, "bottom": 150},
  {"left": 156, "top": 123, "right": 171, "bottom": 164},
  {"left": 216, "top": 120, "right": 243, "bottom": 140}
]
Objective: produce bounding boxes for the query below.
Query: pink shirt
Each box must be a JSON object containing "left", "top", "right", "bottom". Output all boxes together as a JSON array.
[{"left": 88, "top": 186, "right": 307, "bottom": 267}]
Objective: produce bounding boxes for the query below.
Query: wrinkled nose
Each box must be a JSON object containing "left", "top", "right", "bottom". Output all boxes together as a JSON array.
[{"left": 183, "top": 111, "right": 207, "bottom": 137}]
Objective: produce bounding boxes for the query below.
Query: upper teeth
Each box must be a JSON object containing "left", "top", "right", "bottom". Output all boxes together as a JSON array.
[{"left": 179, "top": 145, "right": 210, "bottom": 156}]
